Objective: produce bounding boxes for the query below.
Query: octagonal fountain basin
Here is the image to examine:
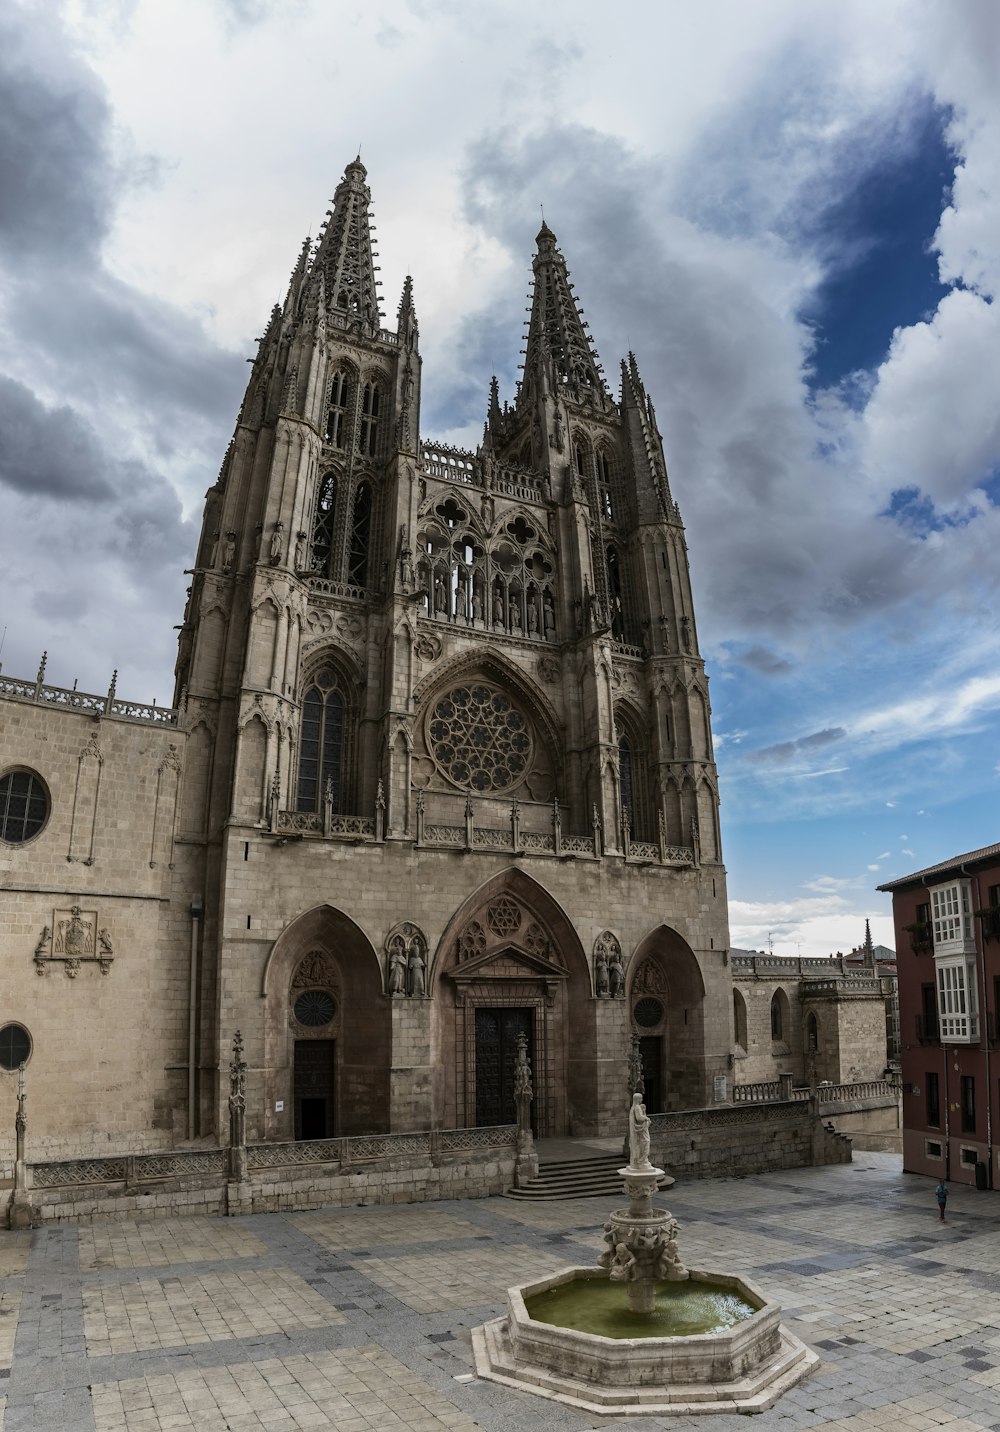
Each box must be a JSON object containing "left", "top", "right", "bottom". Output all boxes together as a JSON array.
[{"left": 472, "top": 1266, "right": 818, "bottom": 1417}]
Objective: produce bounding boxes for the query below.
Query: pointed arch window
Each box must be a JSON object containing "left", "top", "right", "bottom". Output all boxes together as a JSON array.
[
  {"left": 297, "top": 667, "right": 346, "bottom": 814},
  {"left": 606, "top": 545, "right": 625, "bottom": 640},
  {"left": 733, "top": 989, "right": 748, "bottom": 1051},
  {"left": 619, "top": 735, "right": 635, "bottom": 832},
  {"left": 597, "top": 449, "right": 616, "bottom": 521},
  {"left": 574, "top": 437, "right": 591, "bottom": 482},
  {"left": 348, "top": 480, "right": 372, "bottom": 586},
  {"left": 807, "top": 1012, "right": 819, "bottom": 1053},
  {"left": 616, "top": 708, "right": 652, "bottom": 842},
  {"left": 770, "top": 992, "right": 784, "bottom": 1042},
  {"left": 325, "top": 370, "right": 350, "bottom": 447},
  {"left": 311, "top": 472, "right": 338, "bottom": 575},
  {"left": 359, "top": 382, "right": 381, "bottom": 458}
]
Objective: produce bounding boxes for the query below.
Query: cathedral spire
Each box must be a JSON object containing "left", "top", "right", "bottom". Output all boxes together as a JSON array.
[
  {"left": 396, "top": 274, "right": 419, "bottom": 348},
  {"left": 520, "top": 221, "right": 608, "bottom": 405},
  {"left": 312, "top": 157, "right": 382, "bottom": 332},
  {"left": 283, "top": 235, "right": 313, "bottom": 317},
  {"left": 863, "top": 919, "right": 875, "bottom": 969},
  {"left": 620, "top": 351, "right": 678, "bottom": 522}
]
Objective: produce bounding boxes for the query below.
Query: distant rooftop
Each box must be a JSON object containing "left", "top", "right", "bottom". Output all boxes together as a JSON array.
[{"left": 877, "top": 842, "right": 1000, "bottom": 893}]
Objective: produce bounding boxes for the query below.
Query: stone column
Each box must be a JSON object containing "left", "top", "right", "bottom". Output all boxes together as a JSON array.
[
  {"left": 513, "top": 1033, "right": 539, "bottom": 1187},
  {"left": 225, "top": 1031, "right": 252, "bottom": 1216},
  {"left": 8, "top": 1064, "right": 34, "bottom": 1230}
]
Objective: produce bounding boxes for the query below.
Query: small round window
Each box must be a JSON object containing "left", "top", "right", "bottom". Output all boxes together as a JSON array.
[
  {"left": 0, "top": 1024, "right": 31, "bottom": 1071},
  {"left": 294, "top": 991, "right": 336, "bottom": 1027},
  {"left": 633, "top": 997, "right": 664, "bottom": 1028},
  {"left": 0, "top": 770, "right": 49, "bottom": 844}
]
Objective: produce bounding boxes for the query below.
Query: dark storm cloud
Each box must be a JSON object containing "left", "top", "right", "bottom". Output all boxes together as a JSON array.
[
  {"left": 738, "top": 645, "right": 795, "bottom": 676},
  {"left": 749, "top": 727, "right": 846, "bottom": 765},
  {"left": 0, "top": 5, "right": 240, "bottom": 696},
  {"left": 0, "top": 376, "right": 114, "bottom": 499},
  {"left": 0, "top": 13, "right": 113, "bottom": 262}
]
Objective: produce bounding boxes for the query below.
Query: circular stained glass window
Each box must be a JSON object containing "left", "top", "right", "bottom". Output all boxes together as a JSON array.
[
  {"left": 293, "top": 991, "right": 336, "bottom": 1027},
  {"left": 426, "top": 682, "right": 534, "bottom": 792},
  {"left": 633, "top": 997, "right": 664, "bottom": 1028},
  {"left": 0, "top": 1024, "right": 31, "bottom": 1071},
  {"left": 0, "top": 770, "right": 49, "bottom": 844}
]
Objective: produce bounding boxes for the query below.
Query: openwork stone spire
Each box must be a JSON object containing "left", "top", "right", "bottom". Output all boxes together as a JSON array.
[
  {"left": 313, "top": 157, "right": 382, "bottom": 331},
  {"left": 520, "top": 221, "right": 608, "bottom": 403}
]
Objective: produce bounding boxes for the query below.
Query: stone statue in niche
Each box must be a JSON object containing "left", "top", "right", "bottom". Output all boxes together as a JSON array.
[
  {"left": 608, "top": 948, "right": 625, "bottom": 998},
  {"left": 434, "top": 579, "right": 448, "bottom": 616},
  {"left": 527, "top": 595, "right": 539, "bottom": 634},
  {"left": 472, "top": 584, "right": 483, "bottom": 621},
  {"left": 269, "top": 523, "right": 283, "bottom": 565},
  {"left": 493, "top": 590, "right": 505, "bottom": 626},
  {"left": 456, "top": 581, "right": 468, "bottom": 619},
  {"left": 681, "top": 615, "right": 692, "bottom": 651},
  {"left": 595, "top": 948, "right": 610, "bottom": 997},
  {"left": 508, "top": 598, "right": 521, "bottom": 631},
  {"left": 222, "top": 531, "right": 237, "bottom": 572},
  {"left": 387, "top": 938, "right": 407, "bottom": 996},
  {"left": 407, "top": 943, "right": 426, "bottom": 998},
  {"left": 294, "top": 531, "right": 307, "bottom": 569}
]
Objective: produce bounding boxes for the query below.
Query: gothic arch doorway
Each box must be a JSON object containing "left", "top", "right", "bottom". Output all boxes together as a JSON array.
[
  {"left": 628, "top": 925, "right": 707, "bottom": 1112},
  {"left": 432, "top": 870, "right": 595, "bottom": 1136},
  {"left": 262, "top": 904, "right": 389, "bottom": 1141}
]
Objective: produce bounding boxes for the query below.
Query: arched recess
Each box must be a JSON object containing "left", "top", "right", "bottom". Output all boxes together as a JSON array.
[
  {"left": 430, "top": 868, "right": 595, "bottom": 1137},
  {"left": 615, "top": 702, "right": 653, "bottom": 842},
  {"left": 261, "top": 903, "right": 389, "bottom": 1140},
  {"left": 628, "top": 924, "right": 708, "bottom": 1112},
  {"left": 294, "top": 648, "right": 363, "bottom": 815},
  {"left": 234, "top": 713, "right": 268, "bottom": 822},
  {"left": 771, "top": 988, "right": 791, "bottom": 1051},
  {"left": 733, "top": 988, "right": 748, "bottom": 1054}
]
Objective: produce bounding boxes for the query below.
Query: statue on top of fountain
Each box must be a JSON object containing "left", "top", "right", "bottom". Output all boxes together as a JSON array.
[{"left": 628, "top": 1092, "right": 653, "bottom": 1172}]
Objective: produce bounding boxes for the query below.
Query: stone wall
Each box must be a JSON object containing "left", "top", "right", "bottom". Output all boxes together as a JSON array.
[{"left": 650, "top": 1101, "right": 852, "bottom": 1181}]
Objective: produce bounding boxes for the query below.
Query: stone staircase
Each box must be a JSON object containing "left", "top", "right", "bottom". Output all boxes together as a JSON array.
[{"left": 504, "top": 1151, "right": 627, "bottom": 1200}]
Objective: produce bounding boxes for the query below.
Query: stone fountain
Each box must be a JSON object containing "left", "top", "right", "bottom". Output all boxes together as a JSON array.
[{"left": 473, "top": 1089, "right": 817, "bottom": 1416}]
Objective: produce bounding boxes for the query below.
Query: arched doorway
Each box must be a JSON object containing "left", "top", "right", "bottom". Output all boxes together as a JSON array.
[
  {"left": 261, "top": 904, "right": 389, "bottom": 1141},
  {"left": 432, "top": 870, "right": 594, "bottom": 1136},
  {"left": 628, "top": 925, "right": 708, "bottom": 1112}
]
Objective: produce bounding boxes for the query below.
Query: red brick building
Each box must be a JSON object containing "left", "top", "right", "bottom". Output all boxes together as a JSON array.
[{"left": 878, "top": 843, "right": 1000, "bottom": 1187}]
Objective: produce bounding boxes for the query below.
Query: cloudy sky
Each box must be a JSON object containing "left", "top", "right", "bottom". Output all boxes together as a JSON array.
[{"left": 2, "top": 0, "right": 998, "bottom": 956}]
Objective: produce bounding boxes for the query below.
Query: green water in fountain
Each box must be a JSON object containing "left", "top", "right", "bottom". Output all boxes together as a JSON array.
[{"left": 525, "top": 1277, "right": 757, "bottom": 1340}]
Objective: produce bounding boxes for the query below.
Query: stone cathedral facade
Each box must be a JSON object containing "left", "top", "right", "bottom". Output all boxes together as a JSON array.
[{"left": 1, "top": 160, "right": 731, "bottom": 1161}]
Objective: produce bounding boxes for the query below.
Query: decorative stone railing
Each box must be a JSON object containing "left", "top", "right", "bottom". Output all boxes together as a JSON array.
[
  {"left": 0, "top": 668, "right": 178, "bottom": 727},
  {"left": 273, "top": 811, "right": 377, "bottom": 841},
  {"left": 732, "top": 1079, "right": 897, "bottom": 1108},
  {"left": 304, "top": 576, "right": 368, "bottom": 601},
  {"left": 418, "top": 440, "right": 548, "bottom": 502},
  {"left": 26, "top": 1125, "right": 516, "bottom": 1190}
]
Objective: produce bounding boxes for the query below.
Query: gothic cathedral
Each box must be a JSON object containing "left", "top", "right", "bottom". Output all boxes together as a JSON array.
[{"left": 2, "top": 160, "right": 731, "bottom": 1159}]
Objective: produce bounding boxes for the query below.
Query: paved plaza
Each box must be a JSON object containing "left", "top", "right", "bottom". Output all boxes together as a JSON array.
[{"left": 2, "top": 1152, "right": 1000, "bottom": 1430}]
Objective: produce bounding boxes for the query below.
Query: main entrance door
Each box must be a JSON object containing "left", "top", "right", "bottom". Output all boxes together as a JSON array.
[
  {"left": 475, "top": 1008, "right": 534, "bottom": 1129},
  {"left": 294, "top": 1039, "right": 334, "bottom": 1139}
]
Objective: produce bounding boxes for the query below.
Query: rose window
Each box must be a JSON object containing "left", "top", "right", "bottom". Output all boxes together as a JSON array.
[{"left": 427, "top": 683, "right": 533, "bottom": 792}]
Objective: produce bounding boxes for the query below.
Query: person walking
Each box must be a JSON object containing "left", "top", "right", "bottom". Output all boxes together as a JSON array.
[{"left": 935, "top": 1180, "right": 948, "bottom": 1222}]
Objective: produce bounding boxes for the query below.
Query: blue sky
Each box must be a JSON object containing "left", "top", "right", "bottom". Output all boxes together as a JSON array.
[{"left": 1, "top": 0, "right": 998, "bottom": 957}]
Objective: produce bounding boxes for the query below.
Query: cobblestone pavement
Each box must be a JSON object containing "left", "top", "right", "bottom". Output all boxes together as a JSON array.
[{"left": 3, "top": 1153, "right": 1000, "bottom": 1431}]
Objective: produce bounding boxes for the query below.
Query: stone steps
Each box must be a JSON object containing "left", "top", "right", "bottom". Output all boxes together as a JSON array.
[{"left": 504, "top": 1153, "right": 627, "bottom": 1200}]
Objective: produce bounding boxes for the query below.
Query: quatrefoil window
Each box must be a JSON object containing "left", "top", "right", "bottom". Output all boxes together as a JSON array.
[{"left": 427, "top": 683, "right": 534, "bottom": 793}]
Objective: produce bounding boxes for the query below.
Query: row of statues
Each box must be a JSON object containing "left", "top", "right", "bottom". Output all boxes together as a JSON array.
[{"left": 387, "top": 940, "right": 425, "bottom": 997}]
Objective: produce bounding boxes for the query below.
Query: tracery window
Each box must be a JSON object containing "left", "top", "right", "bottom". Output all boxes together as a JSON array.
[
  {"left": 310, "top": 472, "right": 338, "bottom": 575},
  {"left": 619, "top": 736, "right": 635, "bottom": 831},
  {"left": 416, "top": 506, "right": 557, "bottom": 640},
  {"left": 770, "top": 992, "right": 784, "bottom": 1042},
  {"left": 359, "top": 382, "right": 381, "bottom": 458},
  {"left": 426, "top": 682, "right": 533, "bottom": 793},
  {"left": 616, "top": 709, "right": 652, "bottom": 841},
  {"left": 325, "top": 370, "right": 350, "bottom": 447},
  {"left": 597, "top": 448, "right": 615, "bottom": 521},
  {"left": 348, "top": 481, "right": 372, "bottom": 585},
  {"left": 297, "top": 667, "right": 347, "bottom": 813}
]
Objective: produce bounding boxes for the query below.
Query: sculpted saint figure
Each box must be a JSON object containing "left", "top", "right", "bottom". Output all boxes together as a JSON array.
[{"left": 628, "top": 1091, "right": 653, "bottom": 1170}]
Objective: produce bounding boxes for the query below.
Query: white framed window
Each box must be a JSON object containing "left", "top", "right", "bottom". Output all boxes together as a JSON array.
[
  {"left": 924, "top": 1139, "right": 943, "bottom": 1159},
  {"left": 935, "top": 957, "right": 979, "bottom": 1042},
  {"left": 960, "top": 1146, "right": 978, "bottom": 1167},
  {"left": 930, "top": 879, "right": 975, "bottom": 954}
]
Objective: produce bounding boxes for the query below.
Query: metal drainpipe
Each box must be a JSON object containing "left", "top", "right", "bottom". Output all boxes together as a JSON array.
[
  {"left": 188, "top": 897, "right": 204, "bottom": 1141},
  {"left": 962, "top": 863, "right": 991, "bottom": 1187}
]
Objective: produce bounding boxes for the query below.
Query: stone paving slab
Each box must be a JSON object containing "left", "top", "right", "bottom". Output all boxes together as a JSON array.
[
  {"left": 4, "top": 1153, "right": 1000, "bottom": 1430},
  {"left": 79, "top": 1218, "right": 269, "bottom": 1271},
  {"left": 81, "top": 1269, "right": 345, "bottom": 1355}
]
